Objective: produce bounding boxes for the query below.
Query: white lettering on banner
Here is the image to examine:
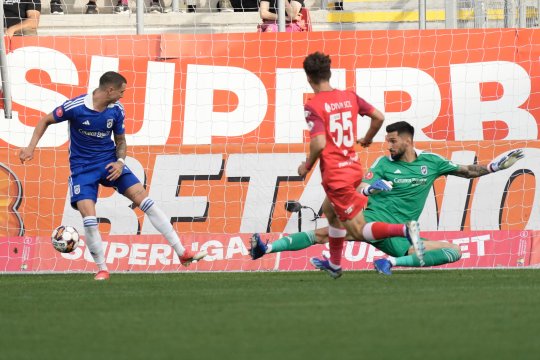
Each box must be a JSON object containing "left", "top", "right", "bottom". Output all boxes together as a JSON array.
[
  {"left": 471, "top": 235, "right": 489, "bottom": 256},
  {"left": 451, "top": 61, "right": 537, "bottom": 140},
  {"left": 324, "top": 242, "right": 385, "bottom": 262},
  {"left": 61, "top": 237, "right": 250, "bottom": 264},
  {"left": 127, "top": 61, "right": 175, "bottom": 145},
  {"left": 417, "top": 185, "right": 438, "bottom": 231},
  {"left": 0, "top": 47, "right": 75, "bottom": 147},
  {"left": 275, "top": 68, "right": 346, "bottom": 144},
  {"left": 471, "top": 148, "right": 540, "bottom": 230},
  {"left": 226, "top": 153, "right": 306, "bottom": 233},
  {"left": 183, "top": 64, "right": 267, "bottom": 145},
  {"left": 148, "top": 244, "right": 173, "bottom": 265},
  {"left": 452, "top": 235, "right": 490, "bottom": 259},
  {"left": 344, "top": 241, "right": 368, "bottom": 261},
  {"left": 142, "top": 154, "right": 223, "bottom": 234},
  {"left": 57, "top": 150, "right": 540, "bottom": 235},
  {"left": 356, "top": 67, "right": 441, "bottom": 142},
  {"left": 438, "top": 151, "right": 477, "bottom": 230},
  {"left": 87, "top": 56, "right": 119, "bottom": 93},
  {"left": 200, "top": 240, "right": 225, "bottom": 261},
  {"left": 130, "top": 243, "right": 150, "bottom": 265},
  {"left": 1, "top": 53, "right": 538, "bottom": 146},
  {"left": 107, "top": 242, "right": 130, "bottom": 263}
]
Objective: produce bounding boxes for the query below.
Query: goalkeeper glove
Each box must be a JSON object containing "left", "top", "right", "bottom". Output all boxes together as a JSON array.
[
  {"left": 488, "top": 149, "right": 524, "bottom": 173},
  {"left": 361, "top": 179, "right": 393, "bottom": 196}
]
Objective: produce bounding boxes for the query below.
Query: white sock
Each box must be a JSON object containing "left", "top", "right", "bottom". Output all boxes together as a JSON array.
[
  {"left": 362, "top": 222, "right": 375, "bottom": 241},
  {"left": 266, "top": 244, "right": 272, "bottom": 253},
  {"left": 140, "top": 197, "right": 186, "bottom": 256},
  {"left": 328, "top": 259, "right": 341, "bottom": 270},
  {"left": 388, "top": 257, "right": 396, "bottom": 266},
  {"left": 83, "top": 216, "right": 108, "bottom": 271}
]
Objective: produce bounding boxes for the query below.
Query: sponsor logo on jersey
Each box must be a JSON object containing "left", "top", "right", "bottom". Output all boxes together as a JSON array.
[
  {"left": 82, "top": 120, "right": 90, "bottom": 125},
  {"left": 338, "top": 153, "right": 359, "bottom": 168},
  {"left": 324, "top": 101, "right": 352, "bottom": 113},
  {"left": 393, "top": 177, "right": 428, "bottom": 187},
  {"left": 73, "top": 185, "right": 80, "bottom": 195},
  {"left": 394, "top": 169, "right": 401, "bottom": 174},
  {"left": 55, "top": 107, "right": 63, "bottom": 117},
  {"left": 421, "top": 165, "right": 428, "bottom": 175},
  {"left": 78, "top": 129, "right": 111, "bottom": 138},
  {"left": 107, "top": 119, "right": 114, "bottom": 129}
]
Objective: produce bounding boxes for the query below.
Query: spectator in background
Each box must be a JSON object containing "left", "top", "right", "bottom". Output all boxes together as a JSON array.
[
  {"left": 230, "top": 0, "right": 257, "bottom": 12},
  {"left": 185, "top": 0, "right": 196, "bottom": 12},
  {"left": 258, "top": 0, "right": 306, "bottom": 32},
  {"left": 3, "top": 0, "right": 40, "bottom": 36},
  {"left": 113, "top": 0, "right": 130, "bottom": 13},
  {"left": 50, "top": 0, "right": 64, "bottom": 14},
  {"left": 84, "top": 1, "right": 98, "bottom": 13},
  {"left": 149, "top": 0, "right": 162, "bottom": 12},
  {"left": 218, "top": 0, "right": 233, "bottom": 12}
]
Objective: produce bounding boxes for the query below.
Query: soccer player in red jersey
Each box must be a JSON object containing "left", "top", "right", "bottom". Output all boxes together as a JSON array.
[{"left": 298, "top": 52, "right": 423, "bottom": 278}]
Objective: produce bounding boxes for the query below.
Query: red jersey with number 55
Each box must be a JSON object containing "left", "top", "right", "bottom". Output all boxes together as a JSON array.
[{"left": 305, "top": 89, "right": 375, "bottom": 190}]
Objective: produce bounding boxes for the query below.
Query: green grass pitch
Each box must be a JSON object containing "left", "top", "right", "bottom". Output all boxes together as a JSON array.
[{"left": 1, "top": 270, "right": 539, "bottom": 360}]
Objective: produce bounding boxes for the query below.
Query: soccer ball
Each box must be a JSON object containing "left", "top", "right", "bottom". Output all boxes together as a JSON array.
[{"left": 51, "top": 225, "right": 80, "bottom": 253}]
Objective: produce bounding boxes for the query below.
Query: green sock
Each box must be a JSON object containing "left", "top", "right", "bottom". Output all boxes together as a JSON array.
[
  {"left": 270, "top": 231, "right": 316, "bottom": 253},
  {"left": 394, "top": 248, "right": 461, "bottom": 267}
]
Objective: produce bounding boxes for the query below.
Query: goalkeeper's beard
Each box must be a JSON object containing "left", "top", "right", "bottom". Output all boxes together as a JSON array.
[{"left": 390, "top": 149, "right": 405, "bottom": 161}]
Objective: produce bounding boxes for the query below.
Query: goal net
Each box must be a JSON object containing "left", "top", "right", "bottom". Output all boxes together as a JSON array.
[{"left": 1, "top": 15, "right": 539, "bottom": 272}]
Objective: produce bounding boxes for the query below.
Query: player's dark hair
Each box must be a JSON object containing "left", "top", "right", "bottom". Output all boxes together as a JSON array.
[
  {"left": 99, "top": 71, "right": 127, "bottom": 89},
  {"left": 386, "top": 121, "right": 415, "bottom": 138},
  {"left": 303, "top": 52, "right": 331, "bottom": 84}
]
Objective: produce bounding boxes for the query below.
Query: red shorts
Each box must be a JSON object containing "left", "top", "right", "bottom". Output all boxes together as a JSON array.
[{"left": 323, "top": 182, "right": 368, "bottom": 222}]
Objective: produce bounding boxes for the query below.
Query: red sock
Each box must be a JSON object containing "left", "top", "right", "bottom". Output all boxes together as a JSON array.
[
  {"left": 328, "top": 226, "right": 347, "bottom": 267},
  {"left": 329, "top": 237, "right": 345, "bottom": 267},
  {"left": 364, "top": 222, "right": 405, "bottom": 241}
]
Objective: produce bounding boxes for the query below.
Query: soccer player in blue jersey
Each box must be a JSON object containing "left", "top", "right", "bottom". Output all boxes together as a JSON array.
[
  {"left": 250, "top": 121, "right": 524, "bottom": 277},
  {"left": 19, "top": 71, "right": 207, "bottom": 280}
]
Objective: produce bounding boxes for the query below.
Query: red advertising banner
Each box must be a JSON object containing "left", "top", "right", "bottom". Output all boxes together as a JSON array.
[
  {"left": 1, "top": 230, "right": 536, "bottom": 272},
  {"left": 1, "top": 30, "right": 539, "bottom": 272}
]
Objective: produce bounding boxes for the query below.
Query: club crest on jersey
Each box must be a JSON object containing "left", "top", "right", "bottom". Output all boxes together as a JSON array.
[
  {"left": 421, "top": 166, "right": 428, "bottom": 175},
  {"left": 365, "top": 171, "right": 374, "bottom": 180},
  {"left": 73, "top": 185, "right": 80, "bottom": 195},
  {"left": 107, "top": 119, "right": 113, "bottom": 129},
  {"left": 55, "top": 107, "right": 63, "bottom": 117}
]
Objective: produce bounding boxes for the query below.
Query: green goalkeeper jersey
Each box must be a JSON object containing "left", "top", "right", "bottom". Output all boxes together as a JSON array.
[{"left": 362, "top": 149, "right": 459, "bottom": 224}]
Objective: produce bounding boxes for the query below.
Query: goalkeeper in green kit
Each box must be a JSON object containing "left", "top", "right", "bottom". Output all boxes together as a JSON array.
[{"left": 250, "top": 121, "right": 525, "bottom": 276}]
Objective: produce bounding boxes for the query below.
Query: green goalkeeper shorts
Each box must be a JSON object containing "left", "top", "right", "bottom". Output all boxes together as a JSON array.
[{"left": 368, "top": 236, "right": 428, "bottom": 258}]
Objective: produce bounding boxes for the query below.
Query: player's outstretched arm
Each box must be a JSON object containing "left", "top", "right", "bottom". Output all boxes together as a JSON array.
[
  {"left": 19, "top": 113, "right": 56, "bottom": 164},
  {"left": 298, "top": 134, "right": 325, "bottom": 177},
  {"left": 358, "top": 109, "right": 385, "bottom": 147},
  {"left": 450, "top": 149, "right": 525, "bottom": 179}
]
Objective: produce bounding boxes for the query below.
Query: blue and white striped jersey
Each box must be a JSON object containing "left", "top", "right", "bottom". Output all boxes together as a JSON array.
[{"left": 53, "top": 93, "right": 125, "bottom": 168}]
